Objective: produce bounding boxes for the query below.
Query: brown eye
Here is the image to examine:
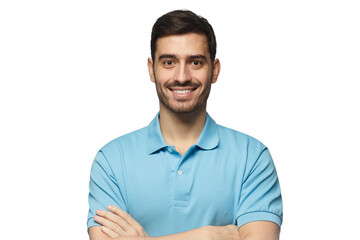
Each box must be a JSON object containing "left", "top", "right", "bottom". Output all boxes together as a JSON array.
[
  {"left": 193, "top": 60, "right": 199, "bottom": 65},
  {"left": 164, "top": 60, "right": 173, "bottom": 65}
]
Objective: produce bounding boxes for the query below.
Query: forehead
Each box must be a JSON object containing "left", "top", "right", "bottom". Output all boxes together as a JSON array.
[{"left": 155, "top": 33, "right": 209, "bottom": 59}]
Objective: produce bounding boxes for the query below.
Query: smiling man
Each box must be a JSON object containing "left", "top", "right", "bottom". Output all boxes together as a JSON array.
[{"left": 87, "top": 10, "right": 283, "bottom": 240}]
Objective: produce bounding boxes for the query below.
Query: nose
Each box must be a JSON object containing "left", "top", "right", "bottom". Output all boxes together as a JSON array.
[{"left": 174, "top": 62, "right": 191, "bottom": 83}]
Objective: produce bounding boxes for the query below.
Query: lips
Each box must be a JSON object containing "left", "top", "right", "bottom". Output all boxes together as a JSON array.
[
  {"left": 170, "top": 87, "right": 197, "bottom": 93},
  {"left": 173, "top": 89, "right": 192, "bottom": 94},
  {"left": 168, "top": 87, "right": 198, "bottom": 97}
]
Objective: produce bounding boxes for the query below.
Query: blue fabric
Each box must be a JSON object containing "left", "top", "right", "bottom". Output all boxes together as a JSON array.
[{"left": 88, "top": 113, "right": 283, "bottom": 236}]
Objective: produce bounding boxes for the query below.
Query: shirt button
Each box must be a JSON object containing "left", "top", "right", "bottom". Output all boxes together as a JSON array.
[
  {"left": 177, "top": 170, "right": 183, "bottom": 176},
  {"left": 168, "top": 148, "right": 173, "bottom": 153}
]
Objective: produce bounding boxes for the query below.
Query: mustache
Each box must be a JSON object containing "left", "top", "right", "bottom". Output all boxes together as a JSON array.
[{"left": 165, "top": 82, "right": 200, "bottom": 88}]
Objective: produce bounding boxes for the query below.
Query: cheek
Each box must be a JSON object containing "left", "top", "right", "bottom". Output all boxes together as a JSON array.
[
  {"left": 155, "top": 70, "right": 173, "bottom": 84},
  {"left": 194, "top": 70, "right": 212, "bottom": 84}
]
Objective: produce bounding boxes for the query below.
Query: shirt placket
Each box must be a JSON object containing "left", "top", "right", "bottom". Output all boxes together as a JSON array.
[{"left": 165, "top": 146, "right": 195, "bottom": 208}]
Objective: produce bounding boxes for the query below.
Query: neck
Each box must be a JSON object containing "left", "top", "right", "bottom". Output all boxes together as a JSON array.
[{"left": 159, "top": 104, "right": 207, "bottom": 155}]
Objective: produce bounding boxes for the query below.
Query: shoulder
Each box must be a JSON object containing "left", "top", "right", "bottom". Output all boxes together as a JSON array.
[
  {"left": 214, "top": 123, "right": 274, "bottom": 174},
  {"left": 102, "top": 126, "right": 147, "bottom": 149},
  {"left": 216, "top": 124, "right": 267, "bottom": 152},
  {"left": 97, "top": 126, "right": 148, "bottom": 159}
]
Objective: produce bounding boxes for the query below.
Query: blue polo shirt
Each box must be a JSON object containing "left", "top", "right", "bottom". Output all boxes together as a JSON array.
[{"left": 87, "top": 113, "right": 282, "bottom": 236}]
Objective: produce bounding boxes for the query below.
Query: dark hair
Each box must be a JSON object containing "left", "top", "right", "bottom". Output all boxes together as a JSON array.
[{"left": 151, "top": 10, "right": 217, "bottom": 62}]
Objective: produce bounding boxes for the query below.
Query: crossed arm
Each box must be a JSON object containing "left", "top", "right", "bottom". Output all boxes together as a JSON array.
[{"left": 88, "top": 205, "right": 279, "bottom": 240}]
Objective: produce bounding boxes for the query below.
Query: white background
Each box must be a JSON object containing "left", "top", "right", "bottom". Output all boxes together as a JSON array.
[{"left": 1, "top": 0, "right": 359, "bottom": 239}]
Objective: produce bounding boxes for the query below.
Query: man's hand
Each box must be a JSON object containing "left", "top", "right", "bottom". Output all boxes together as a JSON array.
[
  {"left": 93, "top": 205, "right": 240, "bottom": 240},
  {"left": 94, "top": 205, "right": 148, "bottom": 238}
]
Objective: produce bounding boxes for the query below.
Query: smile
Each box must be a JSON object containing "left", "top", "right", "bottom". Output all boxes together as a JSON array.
[
  {"left": 173, "top": 89, "right": 192, "bottom": 94},
  {"left": 169, "top": 87, "right": 197, "bottom": 96}
]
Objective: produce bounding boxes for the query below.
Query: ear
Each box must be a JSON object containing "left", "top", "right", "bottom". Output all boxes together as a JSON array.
[
  {"left": 148, "top": 58, "right": 155, "bottom": 83},
  {"left": 211, "top": 59, "right": 221, "bottom": 84}
]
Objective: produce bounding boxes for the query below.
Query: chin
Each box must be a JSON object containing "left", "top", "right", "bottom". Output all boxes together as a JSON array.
[{"left": 165, "top": 102, "right": 206, "bottom": 114}]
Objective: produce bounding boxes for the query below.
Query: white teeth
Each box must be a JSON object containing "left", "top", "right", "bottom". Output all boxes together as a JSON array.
[{"left": 173, "top": 89, "right": 191, "bottom": 94}]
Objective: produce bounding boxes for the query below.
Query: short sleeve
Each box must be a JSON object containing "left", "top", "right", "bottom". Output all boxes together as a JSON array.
[
  {"left": 87, "top": 147, "right": 127, "bottom": 230},
  {"left": 236, "top": 147, "right": 283, "bottom": 228}
]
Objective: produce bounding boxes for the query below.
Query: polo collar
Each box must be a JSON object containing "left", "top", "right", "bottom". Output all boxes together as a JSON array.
[
  {"left": 146, "top": 113, "right": 219, "bottom": 155},
  {"left": 146, "top": 113, "right": 168, "bottom": 154},
  {"left": 195, "top": 113, "right": 219, "bottom": 150}
]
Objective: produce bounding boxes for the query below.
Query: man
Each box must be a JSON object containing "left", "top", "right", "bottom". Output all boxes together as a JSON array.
[{"left": 88, "top": 10, "right": 283, "bottom": 240}]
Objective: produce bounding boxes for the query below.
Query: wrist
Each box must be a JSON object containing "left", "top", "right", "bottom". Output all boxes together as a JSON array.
[{"left": 199, "top": 225, "right": 214, "bottom": 240}]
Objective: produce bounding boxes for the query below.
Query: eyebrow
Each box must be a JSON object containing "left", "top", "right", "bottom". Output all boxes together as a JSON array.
[
  {"left": 158, "top": 54, "right": 176, "bottom": 61},
  {"left": 188, "top": 55, "right": 208, "bottom": 61},
  {"left": 158, "top": 54, "right": 208, "bottom": 61}
]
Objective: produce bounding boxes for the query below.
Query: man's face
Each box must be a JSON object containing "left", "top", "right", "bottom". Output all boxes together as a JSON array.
[{"left": 148, "top": 33, "right": 220, "bottom": 114}]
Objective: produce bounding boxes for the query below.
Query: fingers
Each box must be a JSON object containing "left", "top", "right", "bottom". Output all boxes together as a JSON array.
[
  {"left": 108, "top": 205, "right": 142, "bottom": 228},
  {"left": 225, "top": 224, "right": 238, "bottom": 229},
  {"left": 101, "top": 226, "right": 121, "bottom": 238},
  {"left": 107, "top": 205, "right": 147, "bottom": 236},
  {"left": 94, "top": 214, "right": 126, "bottom": 236},
  {"left": 95, "top": 206, "right": 148, "bottom": 237},
  {"left": 96, "top": 208, "right": 132, "bottom": 231}
]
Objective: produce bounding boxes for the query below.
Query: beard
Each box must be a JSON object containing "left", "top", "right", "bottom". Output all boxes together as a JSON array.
[{"left": 153, "top": 72, "right": 212, "bottom": 114}]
